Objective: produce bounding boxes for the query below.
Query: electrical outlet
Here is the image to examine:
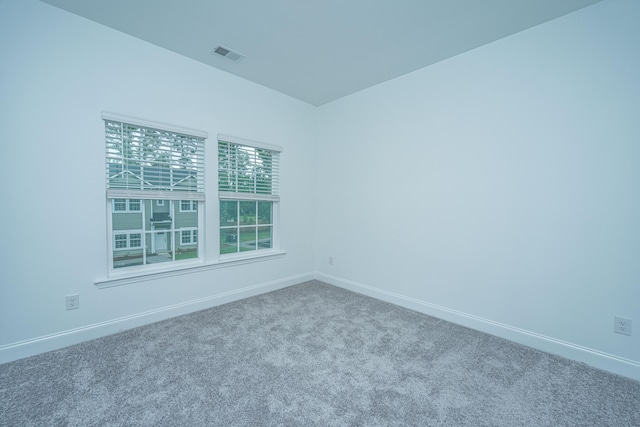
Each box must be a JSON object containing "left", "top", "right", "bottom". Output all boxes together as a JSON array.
[
  {"left": 66, "top": 294, "right": 79, "bottom": 311},
  {"left": 329, "top": 256, "right": 334, "bottom": 265},
  {"left": 614, "top": 316, "right": 632, "bottom": 336}
]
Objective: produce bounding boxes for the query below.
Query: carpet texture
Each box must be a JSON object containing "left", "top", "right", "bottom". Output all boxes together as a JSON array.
[{"left": 1, "top": 280, "right": 639, "bottom": 426}]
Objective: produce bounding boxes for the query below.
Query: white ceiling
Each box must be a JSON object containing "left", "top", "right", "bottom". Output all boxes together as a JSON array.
[{"left": 41, "top": 0, "right": 602, "bottom": 106}]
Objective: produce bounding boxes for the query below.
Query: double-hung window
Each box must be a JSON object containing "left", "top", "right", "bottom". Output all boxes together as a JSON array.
[
  {"left": 218, "top": 135, "right": 281, "bottom": 256},
  {"left": 104, "top": 112, "right": 206, "bottom": 272}
]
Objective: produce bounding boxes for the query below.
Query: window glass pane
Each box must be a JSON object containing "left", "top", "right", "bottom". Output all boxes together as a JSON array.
[
  {"left": 220, "top": 228, "right": 238, "bottom": 254},
  {"left": 114, "top": 234, "right": 127, "bottom": 249},
  {"left": 110, "top": 198, "right": 201, "bottom": 269},
  {"left": 114, "top": 199, "right": 126, "bottom": 211},
  {"left": 175, "top": 230, "right": 198, "bottom": 260},
  {"left": 147, "top": 231, "right": 172, "bottom": 264},
  {"left": 258, "top": 226, "right": 272, "bottom": 249},
  {"left": 113, "top": 249, "right": 143, "bottom": 268},
  {"left": 178, "top": 201, "right": 196, "bottom": 212},
  {"left": 258, "top": 202, "right": 272, "bottom": 225},
  {"left": 219, "top": 200, "right": 274, "bottom": 256},
  {"left": 175, "top": 201, "right": 197, "bottom": 229},
  {"left": 239, "top": 201, "right": 256, "bottom": 226},
  {"left": 239, "top": 226, "right": 257, "bottom": 252},
  {"left": 112, "top": 199, "right": 143, "bottom": 231},
  {"left": 149, "top": 199, "right": 171, "bottom": 225},
  {"left": 129, "top": 233, "right": 142, "bottom": 248},
  {"left": 220, "top": 201, "right": 238, "bottom": 226}
]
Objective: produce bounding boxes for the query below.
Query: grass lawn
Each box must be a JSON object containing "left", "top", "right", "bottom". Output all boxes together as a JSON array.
[{"left": 175, "top": 250, "right": 198, "bottom": 260}]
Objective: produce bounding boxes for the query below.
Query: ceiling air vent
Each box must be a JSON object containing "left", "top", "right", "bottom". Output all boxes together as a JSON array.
[{"left": 211, "top": 44, "right": 245, "bottom": 62}]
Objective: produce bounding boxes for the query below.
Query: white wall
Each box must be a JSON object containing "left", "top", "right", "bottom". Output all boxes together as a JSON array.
[
  {"left": 315, "top": 0, "right": 640, "bottom": 380},
  {"left": 0, "top": 0, "right": 316, "bottom": 360}
]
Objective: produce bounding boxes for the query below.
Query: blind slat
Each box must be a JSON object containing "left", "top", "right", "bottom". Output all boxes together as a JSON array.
[
  {"left": 218, "top": 139, "right": 280, "bottom": 196},
  {"left": 105, "top": 119, "right": 205, "bottom": 194},
  {"left": 107, "top": 189, "right": 205, "bottom": 201},
  {"left": 218, "top": 191, "right": 279, "bottom": 202}
]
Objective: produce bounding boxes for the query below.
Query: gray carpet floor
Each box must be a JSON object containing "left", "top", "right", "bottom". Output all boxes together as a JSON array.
[{"left": 1, "top": 280, "right": 639, "bottom": 426}]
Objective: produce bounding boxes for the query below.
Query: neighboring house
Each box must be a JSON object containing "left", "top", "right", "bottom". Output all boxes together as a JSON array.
[{"left": 109, "top": 164, "right": 199, "bottom": 267}]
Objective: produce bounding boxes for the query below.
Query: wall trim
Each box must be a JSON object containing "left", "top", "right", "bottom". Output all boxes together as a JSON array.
[
  {"left": 315, "top": 272, "right": 640, "bottom": 382},
  {"left": 0, "top": 272, "right": 315, "bottom": 365}
]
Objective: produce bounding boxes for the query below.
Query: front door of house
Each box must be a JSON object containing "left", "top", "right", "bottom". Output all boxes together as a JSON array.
[{"left": 155, "top": 232, "right": 168, "bottom": 252}]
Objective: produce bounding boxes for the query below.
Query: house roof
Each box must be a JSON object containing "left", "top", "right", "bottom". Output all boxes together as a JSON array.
[{"left": 108, "top": 164, "right": 198, "bottom": 192}]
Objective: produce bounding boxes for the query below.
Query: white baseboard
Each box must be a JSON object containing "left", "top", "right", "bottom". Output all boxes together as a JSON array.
[
  {"left": 0, "top": 272, "right": 315, "bottom": 365},
  {"left": 4, "top": 271, "right": 638, "bottom": 382},
  {"left": 315, "top": 272, "right": 640, "bottom": 382}
]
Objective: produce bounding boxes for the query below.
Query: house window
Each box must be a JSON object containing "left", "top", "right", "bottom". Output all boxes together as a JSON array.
[
  {"left": 180, "top": 229, "right": 197, "bottom": 245},
  {"left": 112, "top": 199, "right": 141, "bottom": 212},
  {"left": 114, "top": 232, "right": 143, "bottom": 250},
  {"left": 218, "top": 135, "right": 281, "bottom": 256},
  {"left": 129, "top": 233, "right": 142, "bottom": 248},
  {"left": 104, "top": 112, "right": 206, "bottom": 272},
  {"left": 114, "top": 233, "right": 128, "bottom": 249},
  {"left": 180, "top": 200, "right": 197, "bottom": 212},
  {"left": 113, "top": 199, "right": 127, "bottom": 211}
]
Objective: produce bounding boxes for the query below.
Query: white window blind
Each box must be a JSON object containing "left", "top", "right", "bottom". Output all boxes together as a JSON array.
[
  {"left": 104, "top": 113, "right": 206, "bottom": 201},
  {"left": 218, "top": 135, "right": 281, "bottom": 202}
]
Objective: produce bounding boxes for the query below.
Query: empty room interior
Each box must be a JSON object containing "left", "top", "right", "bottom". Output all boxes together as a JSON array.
[{"left": 1, "top": 0, "right": 639, "bottom": 424}]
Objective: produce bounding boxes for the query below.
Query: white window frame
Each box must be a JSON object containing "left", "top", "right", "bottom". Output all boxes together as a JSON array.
[
  {"left": 103, "top": 112, "right": 207, "bottom": 278},
  {"left": 95, "top": 125, "right": 289, "bottom": 289},
  {"left": 218, "top": 134, "right": 281, "bottom": 259}
]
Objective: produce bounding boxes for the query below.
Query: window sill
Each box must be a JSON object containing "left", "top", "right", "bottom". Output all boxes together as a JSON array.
[{"left": 95, "top": 250, "right": 286, "bottom": 289}]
